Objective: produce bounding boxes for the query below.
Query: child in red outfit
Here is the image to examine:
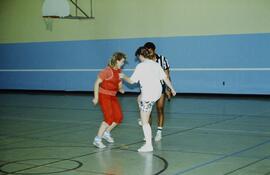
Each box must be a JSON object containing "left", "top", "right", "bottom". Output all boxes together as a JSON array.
[{"left": 92, "top": 52, "right": 127, "bottom": 148}]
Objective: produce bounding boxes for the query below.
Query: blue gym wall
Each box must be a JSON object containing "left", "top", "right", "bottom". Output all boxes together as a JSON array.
[
  {"left": 1, "top": 33, "right": 270, "bottom": 94},
  {"left": 1, "top": 0, "right": 270, "bottom": 94}
]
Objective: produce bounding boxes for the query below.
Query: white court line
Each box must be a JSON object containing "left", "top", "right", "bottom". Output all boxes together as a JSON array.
[{"left": 0, "top": 68, "right": 270, "bottom": 72}]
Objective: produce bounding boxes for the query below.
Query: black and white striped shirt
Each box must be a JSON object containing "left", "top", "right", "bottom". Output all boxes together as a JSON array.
[
  {"left": 155, "top": 54, "right": 170, "bottom": 87},
  {"left": 155, "top": 54, "right": 170, "bottom": 71}
]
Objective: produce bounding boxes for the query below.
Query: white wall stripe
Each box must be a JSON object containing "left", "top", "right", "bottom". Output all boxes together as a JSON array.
[
  {"left": 170, "top": 68, "right": 270, "bottom": 71},
  {"left": 0, "top": 69, "right": 103, "bottom": 72},
  {"left": 0, "top": 68, "right": 270, "bottom": 72}
]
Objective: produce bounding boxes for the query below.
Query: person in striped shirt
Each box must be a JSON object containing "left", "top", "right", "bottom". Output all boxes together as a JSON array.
[{"left": 144, "top": 42, "right": 173, "bottom": 141}]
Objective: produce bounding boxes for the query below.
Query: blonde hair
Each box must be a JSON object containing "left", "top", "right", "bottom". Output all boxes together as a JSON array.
[{"left": 108, "top": 52, "right": 127, "bottom": 67}]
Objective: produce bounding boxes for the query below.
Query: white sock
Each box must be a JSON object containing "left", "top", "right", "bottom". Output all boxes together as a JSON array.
[
  {"left": 95, "top": 136, "right": 101, "bottom": 142},
  {"left": 157, "top": 127, "right": 162, "bottom": 133},
  {"left": 142, "top": 124, "right": 152, "bottom": 146},
  {"left": 104, "top": 131, "right": 110, "bottom": 136}
]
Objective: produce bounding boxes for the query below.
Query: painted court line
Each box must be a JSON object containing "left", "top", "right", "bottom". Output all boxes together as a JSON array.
[
  {"left": 197, "top": 128, "right": 270, "bottom": 136},
  {"left": 172, "top": 139, "right": 270, "bottom": 175},
  {"left": 223, "top": 155, "right": 270, "bottom": 175}
]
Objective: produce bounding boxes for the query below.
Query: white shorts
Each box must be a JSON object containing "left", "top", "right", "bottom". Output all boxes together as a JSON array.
[{"left": 139, "top": 101, "right": 155, "bottom": 112}]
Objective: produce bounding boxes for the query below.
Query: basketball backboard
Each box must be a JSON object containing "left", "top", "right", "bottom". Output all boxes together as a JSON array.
[{"left": 42, "top": 0, "right": 94, "bottom": 19}]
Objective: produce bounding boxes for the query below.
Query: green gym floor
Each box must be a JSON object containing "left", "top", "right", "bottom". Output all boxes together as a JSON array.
[{"left": 0, "top": 91, "right": 269, "bottom": 175}]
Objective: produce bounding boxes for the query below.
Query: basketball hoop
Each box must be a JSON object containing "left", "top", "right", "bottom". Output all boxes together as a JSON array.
[
  {"left": 42, "top": 0, "right": 94, "bottom": 21},
  {"left": 42, "top": 0, "right": 70, "bottom": 31},
  {"left": 43, "top": 17, "right": 54, "bottom": 31}
]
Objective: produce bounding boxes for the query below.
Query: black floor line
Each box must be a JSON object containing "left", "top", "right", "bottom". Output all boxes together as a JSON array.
[{"left": 223, "top": 155, "right": 270, "bottom": 175}]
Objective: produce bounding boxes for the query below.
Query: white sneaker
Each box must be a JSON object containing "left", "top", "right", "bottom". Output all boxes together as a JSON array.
[
  {"left": 155, "top": 131, "right": 162, "bottom": 141},
  {"left": 138, "top": 118, "right": 142, "bottom": 126},
  {"left": 93, "top": 140, "right": 106, "bottom": 149},
  {"left": 102, "top": 132, "right": 114, "bottom": 143},
  {"left": 138, "top": 144, "right": 153, "bottom": 152}
]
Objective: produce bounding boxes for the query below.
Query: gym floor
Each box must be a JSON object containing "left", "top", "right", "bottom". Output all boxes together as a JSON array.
[{"left": 0, "top": 91, "right": 269, "bottom": 175}]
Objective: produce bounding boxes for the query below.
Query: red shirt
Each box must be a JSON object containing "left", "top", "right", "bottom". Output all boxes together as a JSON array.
[{"left": 99, "top": 66, "right": 121, "bottom": 96}]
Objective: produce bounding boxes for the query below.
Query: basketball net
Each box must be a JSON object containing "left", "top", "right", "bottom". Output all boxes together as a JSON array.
[
  {"left": 43, "top": 17, "right": 53, "bottom": 31},
  {"left": 42, "top": 0, "right": 70, "bottom": 31}
]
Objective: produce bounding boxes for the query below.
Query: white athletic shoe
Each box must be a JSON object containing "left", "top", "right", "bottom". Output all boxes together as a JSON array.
[
  {"left": 138, "top": 144, "right": 153, "bottom": 152},
  {"left": 155, "top": 131, "right": 162, "bottom": 141},
  {"left": 102, "top": 132, "right": 114, "bottom": 143},
  {"left": 93, "top": 139, "right": 106, "bottom": 149}
]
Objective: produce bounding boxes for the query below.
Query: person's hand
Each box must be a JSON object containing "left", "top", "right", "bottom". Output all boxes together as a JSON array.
[
  {"left": 165, "top": 89, "right": 172, "bottom": 101},
  {"left": 92, "top": 97, "right": 98, "bottom": 105},
  {"left": 119, "top": 73, "right": 125, "bottom": 79},
  {"left": 171, "top": 89, "right": 176, "bottom": 96},
  {"left": 119, "top": 88, "right": 125, "bottom": 94}
]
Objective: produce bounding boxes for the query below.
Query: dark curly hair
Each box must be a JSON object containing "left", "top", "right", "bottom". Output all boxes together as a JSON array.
[
  {"left": 144, "top": 42, "right": 156, "bottom": 50},
  {"left": 135, "top": 46, "right": 152, "bottom": 59}
]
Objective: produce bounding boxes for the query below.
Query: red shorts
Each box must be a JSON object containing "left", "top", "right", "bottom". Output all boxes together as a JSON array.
[{"left": 98, "top": 93, "right": 123, "bottom": 125}]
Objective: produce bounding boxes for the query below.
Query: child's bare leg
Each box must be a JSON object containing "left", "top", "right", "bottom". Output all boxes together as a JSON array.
[
  {"left": 106, "top": 122, "right": 117, "bottom": 133},
  {"left": 138, "top": 95, "right": 151, "bottom": 125},
  {"left": 97, "top": 121, "right": 109, "bottom": 138},
  {"left": 103, "top": 122, "right": 117, "bottom": 143},
  {"left": 139, "top": 110, "right": 153, "bottom": 152},
  {"left": 93, "top": 121, "right": 109, "bottom": 148}
]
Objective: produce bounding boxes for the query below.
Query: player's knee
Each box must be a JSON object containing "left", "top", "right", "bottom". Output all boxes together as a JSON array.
[{"left": 105, "top": 119, "right": 113, "bottom": 125}]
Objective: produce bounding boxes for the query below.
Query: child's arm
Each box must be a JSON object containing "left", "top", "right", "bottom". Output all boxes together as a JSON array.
[
  {"left": 120, "top": 73, "right": 135, "bottom": 84},
  {"left": 164, "top": 69, "right": 172, "bottom": 100},
  {"left": 118, "top": 81, "right": 125, "bottom": 94},
  {"left": 92, "top": 77, "right": 102, "bottom": 105},
  {"left": 163, "top": 77, "right": 176, "bottom": 96}
]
